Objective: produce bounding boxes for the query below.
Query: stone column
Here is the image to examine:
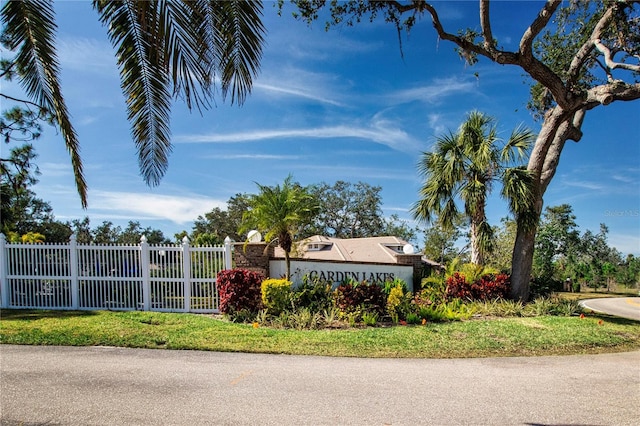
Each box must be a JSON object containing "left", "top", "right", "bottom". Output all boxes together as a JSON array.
[
  {"left": 396, "top": 254, "right": 424, "bottom": 292},
  {"left": 232, "top": 242, "right": 274, "bottom": 279}
]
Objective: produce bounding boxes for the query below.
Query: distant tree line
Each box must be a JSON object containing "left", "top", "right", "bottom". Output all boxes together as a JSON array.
[
  {"left": 3, "top": 143, "right": 638, "bottom": 289},
  {"left": 179, "top": 180, "right": 421, "bottom": 247}
]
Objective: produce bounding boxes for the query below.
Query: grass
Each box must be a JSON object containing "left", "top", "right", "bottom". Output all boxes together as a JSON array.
[{"left": 2, "top": 308, "right": 639, "bottom": 358}]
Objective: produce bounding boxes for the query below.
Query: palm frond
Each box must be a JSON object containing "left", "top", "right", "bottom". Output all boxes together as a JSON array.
[
  {"left": 475, "top": 220, "right": 495, "bottom": 256},
  {"left": 95, "top": 0, "right": 172, "bottom": 187},
  {"left": 501, "top": 166, "right": 535, "bottom": 216},
  {"left": 501, "top": 124, "right": 535, "bottom": 164},
  {"left": 1, "top": 0, "right": 87, "bottom": 207},
  {"left": 211, "top": 0, "right": 265, "bottom": 105},
  {"left": 162, "top": 1, "right": 213, "bottom": 111}
]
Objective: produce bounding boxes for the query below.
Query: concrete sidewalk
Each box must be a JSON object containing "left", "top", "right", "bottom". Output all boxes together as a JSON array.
[{"left": 2, "top": 345, "right": 639, "bottom": 425}]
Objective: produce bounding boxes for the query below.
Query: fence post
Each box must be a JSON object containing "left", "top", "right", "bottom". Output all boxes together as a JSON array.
[
  {"left": 0, "top": 234, "right": 8, "bottom": 308},
  {"left": 69, "top": 234, "right": 79, "bottom": 309},
  {"left": 140, "top": 235, "right": 150, "bottom": 310},
  {"left": 182, "top": 236, "right": 191, "bottom": 311},
  {"left": 224, "top": 236, "right": 232, "bottom": 270}
]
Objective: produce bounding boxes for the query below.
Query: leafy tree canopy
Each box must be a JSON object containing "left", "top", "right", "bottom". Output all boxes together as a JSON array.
[{"left": 308, "top": 180, "right": 385, "bottom": 239}]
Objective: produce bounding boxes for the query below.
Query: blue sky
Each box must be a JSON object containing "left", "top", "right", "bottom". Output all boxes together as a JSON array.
[{"left": 3, "top": 1, "right": 639, "bottom": 255}]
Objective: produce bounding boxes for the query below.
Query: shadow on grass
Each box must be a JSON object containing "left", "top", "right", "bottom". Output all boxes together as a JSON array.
[
  {"left": 586, "top": 312, "right": 640, "bottom": 325},
  {"left": 0, "top": 309, "right": 99, "bottom": 321}
]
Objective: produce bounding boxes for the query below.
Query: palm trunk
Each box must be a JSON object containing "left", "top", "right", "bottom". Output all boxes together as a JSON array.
[
  {"left": 470, "top": 221, "right": 483, "bottom": 265},
  {"left": 284, "top": 250, "right": 291, "bottom": 280},
  {"left": 470, "top": 197, "right": 487, "bottom": 266},
  {"left": 279, "top": 231, "right": 293, "bottom": 280}
]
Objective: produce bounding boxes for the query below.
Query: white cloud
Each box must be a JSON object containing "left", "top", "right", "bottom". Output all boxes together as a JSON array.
[
  {"left": 208, "top": 153, "right": 304, "bottom": 160},
  {"left": 427, "top": 113, "right": 448, "bottom": 136},
  {"left": 255, "top": 67, "right": 347, "bottom": 106},
  {"left": 39, "top": 162, "right": 73, "bottom": 177},
  {"left": 175, "top": 118, "right": 421, "bottom": 153},
  {"left": 256, "top": 82, "right": 344, "bottom": 107},
  {"left": 58, "top": 37, "right": 117, "bottom": 76},
  {"left": 89, "top": 191, "right": 225, "bottom": 224},
  {"left": 389, "top": 77, "right": 477, "bottom": 104},
  {"left": 562, "top": 180, "right": 607, "bottom": 191}
]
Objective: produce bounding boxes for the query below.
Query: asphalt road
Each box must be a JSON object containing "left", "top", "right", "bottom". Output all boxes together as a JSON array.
[
  {"left": 1, "top": 345, "right": 639, "bottom": 426},
  {"left": 580, "top": 297, "right": 640, "bottom": 321}
]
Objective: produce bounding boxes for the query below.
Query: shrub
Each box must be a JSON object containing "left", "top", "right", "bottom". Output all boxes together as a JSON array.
[
  {"left": 454, "top": 262, "right": 499, "bottom": 283},
  {"left": 417, "top": 275, "right": 447, "bottom": 306},
  {"left": 524, "top": 296, "right": 581, "bottom": 317},
  {"left": 273, "top": 308, "right": 324, "bottom": 330},
  {"left": 445, "top": 272, "right": 472, "bottom": 301},
  {"left": 321, "top": 307, "right": 341, "bottom": 327},
  {"left": 418, "top": 300, "right": 474, "bottom": 322},
  {"left": 529, "top": 276, "right": 563, "bottom": 299},
  {"left": 490, "top": 299, "right": 524, "bottom": 317},
  {"left": 522, "top": 297, "right": 555, "bottom": 317},
  {"left": 406, "top": 312, "right": 421, "bottom": 325},
  {"left": 386, "top": 285, "right": 403, "bottom": 323},
  {"left": 362, "top": 311, "right": 379, "bottom": 326},
  {"left": 383, "top": 277, "right": 408, "bottom": 296},
  {"left": 386, "top": 284, "right": 412, "bottom": 322},
  {"left": 229, "top": 308, "right": 257, "bottom": 323},
  {"left": 216, "top": 269, "right": 263, "bottom": 316},
  {"left": 261, "top": 278, "right": 292, "bottom": 315},
  {"left": 446, "top": 272, "right": 510, "bottom": 302},
  {"left": 470, "top": 273, "right": 510, "bottom": 301},
  {"left": 291, "top": 276, "right": 332, "bottom": 312},
  {"left": 333, "top": 281, "right": 386, "bottom": 317},
  {"left": 553, "top": 298, "right": 582, "bottom": 316}
]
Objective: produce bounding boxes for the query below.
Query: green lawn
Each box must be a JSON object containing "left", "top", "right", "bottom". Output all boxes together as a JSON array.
[{"left": 1, "top": 309, "right": 639, "bottom": 358}]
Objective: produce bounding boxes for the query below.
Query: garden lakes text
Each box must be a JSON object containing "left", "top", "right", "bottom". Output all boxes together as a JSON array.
[{"left": 307, "top": 270, "right": 396, "bottom": 283}]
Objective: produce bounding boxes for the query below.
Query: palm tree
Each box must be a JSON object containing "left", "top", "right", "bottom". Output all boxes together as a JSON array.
[
  {"left": 412, "top": 111, "right": 534, "bottom": 266},
  {"left": 241, "top": 175, "right": 319, "bottom": 280},
  {"left": 0, "top": 0, "right": 265, "bottom": 207}
]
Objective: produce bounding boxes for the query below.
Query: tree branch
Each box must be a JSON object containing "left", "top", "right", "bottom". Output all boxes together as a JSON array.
[
  {"left": 519, "top": 0, "right": 561, "bottom": 58},
  {"left": 0, "top": 93, "right": 46, "bottom": 110},
  {"left": 587, "top": 81, "right": 640, "bottom": 105},
  {"left": 421, "top": 2, "right": 504, "bottom": 62},
  {"left": 568, "top": 4, "right": 619, "bottom": 85},
  {"left": 479, "top": 0, "right": 494, "bottom": 51},
  {"left": 539, "top": 108, "right": 585, "bottom": 194},
  {"left": 594, "top": 38, "right": 640, "bottom": 74}
]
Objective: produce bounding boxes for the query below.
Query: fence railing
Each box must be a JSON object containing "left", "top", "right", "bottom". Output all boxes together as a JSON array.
[{"left": 0, "top": 234, "right": 232, "bottom": 313}]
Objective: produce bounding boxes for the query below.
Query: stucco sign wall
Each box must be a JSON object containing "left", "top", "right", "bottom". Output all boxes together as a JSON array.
[{"left": 269, "top": 259, "right": 414, "bottom": 292}]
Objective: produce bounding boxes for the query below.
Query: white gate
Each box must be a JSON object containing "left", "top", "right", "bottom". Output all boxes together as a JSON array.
[{"left": 0, "top": 234, "right": 232, "bottom": 313}]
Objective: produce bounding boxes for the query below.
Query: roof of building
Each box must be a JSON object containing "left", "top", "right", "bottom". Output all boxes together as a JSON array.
[{"left": 273, "top": 235, "right": 427, "bottom": 264}]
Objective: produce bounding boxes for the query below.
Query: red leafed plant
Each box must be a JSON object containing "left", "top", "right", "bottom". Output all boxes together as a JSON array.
[
  {"left": 470, "top": 273, "right": 510, "bottom": 301},
  {"left": 334, "top": 281, "right": 386, "bottom": 316},
  {"left": 445, "top": 272, "right": 472, "bottom": 301},
  {"left": 216, "top": 269, "right": 264, "bottom": 314},
  {"left": 446, "top": 272, "right": 510, "bottom": 302}
]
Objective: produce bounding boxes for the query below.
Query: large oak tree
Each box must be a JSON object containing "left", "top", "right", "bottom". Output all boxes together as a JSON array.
[{"left": 287, "top": 0, "right": 640, "bottom": 300}]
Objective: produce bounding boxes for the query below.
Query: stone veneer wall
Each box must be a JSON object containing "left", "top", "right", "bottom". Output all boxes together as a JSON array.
[
  {"left": 232, "top": 242, "right": 274, "bottom": 279},
  {"left": 395, "top": 254, "right": 425, "bottom": 290}
]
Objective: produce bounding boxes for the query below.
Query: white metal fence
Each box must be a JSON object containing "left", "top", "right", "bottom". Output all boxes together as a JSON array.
[{"left": 0, "top": 234, "right": 232, "bottom": 313}]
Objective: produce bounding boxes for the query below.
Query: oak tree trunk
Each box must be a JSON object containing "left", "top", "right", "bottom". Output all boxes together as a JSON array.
[{"left": 509, "top": 108, "right": 580, "bottom": 301}]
